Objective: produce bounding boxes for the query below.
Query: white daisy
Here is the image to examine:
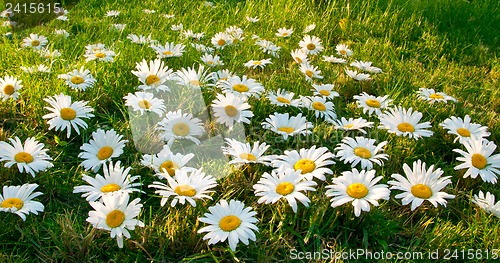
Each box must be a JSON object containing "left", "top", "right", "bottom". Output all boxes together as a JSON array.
[
  {"left": 198, "top": 199, "right": 259, "bottom": 251},
  {"left": 0, "top": 183, "right": 44, "bottom": 221},
  {"left": 311, "top": 84, "right": 339, "bottom": 100},
  {"left": 472, "top": 191, "right": 500, "bottom": 218},
  {"left": 325, "top": 169, "right": 390, "bottom": 217},
  {"left": 302, "top": 96, "right": 337, "bottom": 122},
  {"left": 336, "top": 44, "right": 353, "bottom": 57},
  {"left": 290, "top": 49, "right": 309, "bottom": 64},
  {"left": 73, "top": 161, "right": 142, "bottom": 202},
  {"left": 222, "top": 138, "right": 271, "bottom": 165},
  {"left": 143, "top": 9, "right": 156, "bottom": 14},
  {"left": 163, "top": 14, "right": 175, "bottom": 19},
  {"left": 246, "top": 16, "right": 259, "bottom": 23},
  {"left": 123, "top": 91, "right": 165, "bottom": 117},
  {"left": 219, "top": 75, "right": 264, "bottom": 99},
  {"left": 299, "top": 35, "right": 323, "bottom": 55},
  {"left": 350, "top": 61, "right": 383, "bottom": 74},
  {"left": 276, "top": 27, "right": 293, "bottom": 37},
  {"left": 388, "top": 160, "right": 455, "bottom": 210},
  {"left": 335, "top": 136, "right": 389, "bottom": 170},
  {"left": 255, "top": 39, "right": 281, "bottom": 57},
  {"left": 0, "top": 75, "right": 23, "bottom": 101},
  {"left": 262, "top": 113, "right": 313, "bottom": 140},
  {"left": 105, "top": 10, "right": 120, "bottom": 17},
  {"left": 211, "top": 93, "right": 253, "bottom": 129},
  {"left": 127, "top": 34, "right": 153, "bottom": 45},
  {"left": 191, "top": 43, "right": 214, "bottom": 53},
  {"left": 42, "top": 93, "right": 94, "bottom": 138},
  {"left": 214, "top": 69, "right": 236, "bottom": 84},
  {"left": 272, "top": 145, "right": 335, "bottom": 181},
  {"left": 173, "top": 64, "right": 216, "bottom": 89},
  {"left": 149, "top": 168, "right": 217, "bottom": 207},
  {"left": 140, "top": 145, "right": 195, "bottom": 177},
  {"left": 266, "top": 89, "right": 301, "bottom": 107},
  {"left": 150, "top": 42, "right": 186, "bottom": 59},
  {"left": 333, "top": 117, "right": 373, "bottom": 134},
  {"left": 20, "top": 64, "right": 50, "bottom": 74},
  {"left": 211, "top": 32, "right": 232, "bottom": 49},
  {"left": 21, "top": 34, "right": 48, "bottom": 50},
  {"left": 243, "top": 58, "right": 272, "bottom": 69},
  {"left": 201, "top": 53, "right": 224, "bottom": 67},
  {"left": 417, "top": 88, "right": 457, "bottom": 103},
  {"left": 84, "top": 43, "right": 116, "bottom": 62},
  {"left": 353, "top": 92, "right": 392, "bottom": 116},
  {"left": 57, "top": 66, "right": 97, "bottom": 91},
  {"left": 39, "top": 48, "right": 61, "bottom": 59},
  {"left": 453, "top": 138, "right": 500, "bottom": 184},
  {"left": 303, "top": 23, "right": 316, "bottom": 33},
  {"left": 157, "top": 109, "right": 204, "bottom": 146},
  {"left": 78, "top": 129, "right": 128, "bottom": 172},
  {"left": 54, "top": 29, "right": 69, "bottom": 37},
  {"left": 0, "top": 137, "right": 53, "bottom": 177},
  {"left": 323, "top": 55, "right": 346, "bottom": 64},
  {"left": 131, "top": 59, "right": 173, "bottom": 92},
  {"left": 300, "top": 63, "right": 323, "bottom": 82},
  {"left": 440, "top": 115, "right": 490, "bottom": 144},
  {"left": 171, "top": 23, "right": 183, "bottom": 31},
  {"left": 378, "top": 106, "right": 433, "bottom": 139},
  {"left": 112, "top": 24, "right": 126, "bottom": 31},
  {"left": 345, "top": 69, "right": 371, "bottom": 81},
  {"left": 87, "top": 194, "right": 144, "bottom": 248}
]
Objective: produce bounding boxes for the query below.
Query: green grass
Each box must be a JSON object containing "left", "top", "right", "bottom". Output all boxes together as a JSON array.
[{"left": 0, "top": 0, "right": 499, "bottom": 262}]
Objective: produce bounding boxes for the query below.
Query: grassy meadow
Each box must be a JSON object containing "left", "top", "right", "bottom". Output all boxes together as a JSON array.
[{"left": 0, "top": 0, "right": 499, "bottom": 262}]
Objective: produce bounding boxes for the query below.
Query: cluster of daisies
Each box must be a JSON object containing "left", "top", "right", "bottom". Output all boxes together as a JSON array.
[{"left": 2, "top": 5, "right": 500, "bottom": 252}]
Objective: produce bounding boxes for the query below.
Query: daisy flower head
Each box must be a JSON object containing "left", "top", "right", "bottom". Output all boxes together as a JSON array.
[
  {"left": 78, "top": 129, "right": 128, "bottom": 172},
  {"left": 472, "top": 191, "right": 500, "bottom": 218},
  {"left": 87, "top": 194, "right": 144, "bottom": 248},
  {"left": 39, "top": 48, "right": 62, "bottom": 60},
  {"left": 42, "top": 93, "right": 95, "bottom": 138},
  {"left": 246, "top": 16, "right": 259, "bottom": 23},
  {"left": 20, "top": 64, "right": 50, "bottom": 74},
  {"left": 254, "top": 167, "right": 316, "bottom": 213},
  {"left": 323, "top": 55, "right": 346, "bottom": 64},
  {"left": 312, "top": 84, "right": 339, "bottom": 100},
  {"left": 326, "top": 169, "right": 390, "bottom": 217},
  {"left": 0, "top": 183, "right": 44, "bottom": 221},
  {"left": 143, "top": 9, "right": 156, "bottom": 14},
  {"left": 1, "top": 9, "right": 14, "bottom": 18},
  {"left": 173, "top": 64, "right": 216, "bottom": 89},
  {"left": 123, "top": 91, "right": 165, "bottom": 117},
  {"left": 303, "top": 23, "right": 316, "bottom": 33},
  {"left": 191, "top": 43, "right": 214, "bottom": 54},
  {"left": 112, "top": 24, "right": 126, "bottom": 31},
  {"left": 389, "top": 160, "right": 455, "bottom": 210},
  {"left": 1, "top": 75, "right": 23, "bottom": 101},
  {"left": 211, "top": 92, "right": 254, "bottom": 129},
  {"left": 276, "top": 27, "right": 293, "bottom": 37},
  {"left": 244, "top": 58, "right": 272, "bottom": 69},
  {"left": 299, "top": 35, "right": 323, "bottom": 55},
  {"left": 157, "top": 109, "right": 204, "bottom": 146},
  {"left": 300, "top": 63, "right": 323, "bottom": 82},
  {"left": 262, "top": 113, "right": 313, "bottom": 140},
  {"left": 201, "top": 53, "right": 224, "bottom": 67},
  {"left": 198, "top": 199, "right": 258, "bottom": 251},
  {"left": 453, "top": 138, "right": 500, "bottom": 183},
  {"left": 272, "top": 145, "right": 335, "bottom": 181},
  {"left": 440, "top": 115, "right": 490, "bottom": 144},
  {"left": 214, "top": 69, "right": 236, "bottom": 84},
  {"left": 131, "top": 59, "right": 173, "bottom": 92},
  {"left": 353, "top": 92, "right": 392, "bottom": 116},
  {"left": 0, "top": 137, "right": 53, "bottom": 177},
  {"left": 350, "top": 61, "right": 383, "bottom": 74},
  {"left": 335, "top": 136, "right": 389, "bottom": 170},
  {"left": 211, "top": 32, "right": 232, "bottom": 49},
  {"left": 345, "top": 69, "right": 371, "bottom": 81},
  {"left": 21, "top": 34, "right": 48, "bottom": 50},
  {"left": 127, "top": 34, "right": 153, "bottom": 45},
  {"left": 149, "top": 168, "right": 217, "bottom": 207},
  {"left": 222, "top": 138, "right": 271, "bottom": 166},
  {"left": 225, "top": 26, "right": 244, "bottom": 42},
  {"left": 171, "top": 23, "right": 183, "bottom": 31},
  {"left": 73, "top": 161, "right": 142, "bottom": 202},
  {"left": 140, "top": 145, "right": 195, "bottom": 177},
  {"left": 290, "top": 49, "right": 309, "bottom": 64},
  {"left": 163, "top": 14, "right": 175, "bottom": 19},
  {"left": 378, "top": 106, "right": 433, "bottom": 139},
  {"left": 58, "top": 66, "right": 96, "bottom": 91},
  {"left": 255, "top": 39, "right": 281, "bottom": 57},
  {"left": 84, "top": 43, "right": 116, "bottom": 62},
  {"left": 219, "top": 75, "right": 264, "bottom": 99},
  {"left": 417, "top": 88, "right": 457, "bottom": 104},
  {"left": 105, "top": 10, "right": 120, "bottom": 17},
  {"left": 267, "top": 89, "right": 301, "bottom": 107},
  {"left": 303, "top": 96, "right": 337, "bottom": 122},
  {"left": 150, "top": 42, "right": 186, "bottom": 59},
  {"left": 336, "top": 44, "right": 353, "bottom": 57},
  {"left": 54, "top": 29, "right": 69, "bottom": 37},
  {"left": 333, "top": 117, "right": 374, "bottom": 134}
]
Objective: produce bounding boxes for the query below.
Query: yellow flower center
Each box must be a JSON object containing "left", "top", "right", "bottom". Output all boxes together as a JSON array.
[
  {"left": 97, "top": 146, "right": 114, "bottom": 160},
  {"left": 60, "top": 108, "right": 77, "bottom": 120},
  {"left": 239, "top": 153, "right": 257, "bottom": 161},
  {"left": 138, "top": 100, "right": 152, "bottom": 109},
  {"left": 253, "top": 61, "right": 262, "bottom": 65},
  {"left": 429, "top": 93, "right": 444, "bottom": 100},
  {"left": 295, "top": 57, "right": 302, "bottom": 63},
  {"left": 275, "top": 182, "right": 295, "bottom": 196},
  {"left": 276, "top": 97, "right": 290, "bottom": 104},
  {"left": 294, "top": 159, "right": 316, "bottom": 174},
  {"left": 14, "top": 152, "right": 34, "bottom": 163},
  {"left": 145, "top": 75, "right": 160, "bottom": 86},
  {"left": 410, "top": 184, "right": 432, "bottom": 199},
  {"left": 471, "top": 153, "right": 488, "bottom": 169},
  {"left": 456, "top": 128, "right": 471, "bottom": 137},
  {"left": 319, "top": 90, "right": 330, "bottom": 96},
  {"left": 163, "top": 51, "right": 174, "bottom": 55},
  {"left": 282, "top": 32, "right": 289, "bottom": 36},
  {"left": 305, "top": 70, "right": 314, "bottom": 78},
  {"left": 1, "top": 197, "right": 24, "bottom": 210},
  {"left": 354, "top": 147, "right": 371, "bottom": 159},
  {"left": 306, "top": 43, "right": 316, "bottom": 50},
  {"left": 3, "top": 84, "right": 15, "bottom": 95},
  {"left": 219, "top": 215, "right": 241, "bottom": 232},
  {"left": 346, "top": 183, "right": 369, "bottom": 199},
  {"left": 70, "top": 76, "right": 85, "bottom": 84},
  {"left": 95, "top": 52, "right": 106, "bottom": 58},
  {"left": 339, "top": 18, "right": 348, "bottom": 30},
  {"left": 189, "top": 80, "right": 201, "bottom": 86},
  {"left": 397, "top": 122, "right": 415, "bottom": 133},
  {"left": 160, "top": 160, "right": 178, "bottom": 176},
  {"left": 312, "top": 101, "right": 326, "bottom": 111},
  {"left": 339, "top": 49, "right": 347, "bottom": 55},
  {"left": 174, "top": 184, "right": 196, "bottom": 197},
  {"left": 100, "top": 183, "right": 121, "bottom": 193},
  {"left": 278, "top": 126, "right": 295, "bottom": 134},
  {"left": 365, "top": 99, "right": 381, "bottom": 108},
  {"left": 232, "top": 84, "right": 249, "bottom": 93},
  {"left": 172, "top": 122, "right": 190, "bottom": 136},
  {"left": 344, "top": 124, "right": 355, "bottom": 129},
  {"left": 31, "top": 40, "right": 40, "bottom": 47},
  {"left": 224, "top": 105, "right": 238, "bottom": 117},
  {"left": 106, "top": 210, "right": 125, "bottom": 228},
  {"left": 217, "top": 39, "right": 226, "bottom": 46}
]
